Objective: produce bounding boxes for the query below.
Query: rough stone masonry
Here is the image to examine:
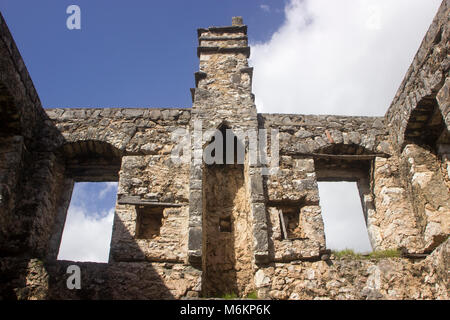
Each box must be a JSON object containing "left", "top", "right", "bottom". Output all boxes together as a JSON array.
[{"left": 0, "top": 2, "right": 449, "bottom": 300}]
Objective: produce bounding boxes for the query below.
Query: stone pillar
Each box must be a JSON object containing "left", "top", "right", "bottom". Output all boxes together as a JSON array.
[
  {"left": 401, "top": 144, "right": 450, "bottom": 252},
  {"left": 371, "top": 156, "right": 425, "bottom": 253},
  {"left": 187, "top": 17, "right": 270, "bottom": 292},
  {"left": 46, "top": 178, "right": 74, "bottom": 261}
]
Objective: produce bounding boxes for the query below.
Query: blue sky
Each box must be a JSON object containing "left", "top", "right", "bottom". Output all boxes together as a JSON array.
[
  {"left": 1, "top": 0, "right": 442, "bottom": 261},
  {"left": 0, "top": 1, "right": 440, "bottom": 113},
  {"left": 0, "top": 0, "right": 286, "bottom": 108}
]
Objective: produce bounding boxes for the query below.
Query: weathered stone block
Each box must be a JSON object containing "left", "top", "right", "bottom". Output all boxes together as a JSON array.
[{"left": 188, "top": 226, "right": 202, "bottom": 252}]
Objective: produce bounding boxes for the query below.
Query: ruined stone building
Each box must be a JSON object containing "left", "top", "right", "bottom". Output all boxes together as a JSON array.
[{"left": 0, "top": 1, "right": 449, "bottom": 300}]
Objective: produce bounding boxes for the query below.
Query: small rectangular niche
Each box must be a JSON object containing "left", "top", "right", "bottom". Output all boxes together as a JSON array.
[
  {"left": 136, "top": 206, "right": 164, "bottom": 239},
  {"left": 219, "top": 216, "right": 232, "bottom": 233},
  {"left": 279, "top": 207, "right": 302, "bottom": 240}
]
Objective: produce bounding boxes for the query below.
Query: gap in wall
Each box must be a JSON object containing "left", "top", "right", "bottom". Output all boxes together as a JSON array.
[
  {"left": 57, "top": 182, "right": 117, "bottom": 262},
  {"left": 136, "top": 206, "right": 164, "bottom": 239},
  {"left": 318, "top": 181, "right": 372, "bottom": 253}
]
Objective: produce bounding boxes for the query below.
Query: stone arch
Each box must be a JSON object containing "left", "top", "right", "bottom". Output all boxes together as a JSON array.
[
  {"left": 403, "top": 95, "right": 449, "bottom": 153},
  {"left": 313, "top": 143, "right": 383, "bottom": 156},
  {"left": 53, "top": 128, "right": 131, "bottom": 154},
  {"left": 203, "top": 121, "right": 245, "bottom": 166}
]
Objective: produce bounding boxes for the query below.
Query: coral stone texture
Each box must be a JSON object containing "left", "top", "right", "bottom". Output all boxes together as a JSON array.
[{"left": 0, "top": 1, "right": 449, "bottom": 300}]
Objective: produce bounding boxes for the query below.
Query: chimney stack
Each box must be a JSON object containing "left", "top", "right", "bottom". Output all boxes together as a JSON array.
[{"left": 232, "top": 16, "right": 244, "bottom": 26}]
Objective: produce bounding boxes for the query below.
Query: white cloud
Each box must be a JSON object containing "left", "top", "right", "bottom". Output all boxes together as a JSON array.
[
  {"left": 99, "top": 181, "right": 119, "bottom": 200},
  {"left": 318, "top": 182, "right": 372, "bottom": 253},
  {"left": 57, "top": 182, "right": 117, "bottom": 263},
  {"left": 58, "top": 207, "right": 114, "bottom": 262},
  {"left": 57, "top": 205, "right": 115, "bottom": 263},
  {"left": 250, "top": 0, "right": 442, "bottom": 116}
]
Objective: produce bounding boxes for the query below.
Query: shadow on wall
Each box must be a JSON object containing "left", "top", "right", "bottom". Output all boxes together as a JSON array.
[
  {"left": 45, "top": 217, "right": 175, "bottom": 300},
  {"left": 202, "top": 164, "right": 240, "bottom": 297},
  {"left": 201, "top": 125, "right": 255, "bottom": 297}
]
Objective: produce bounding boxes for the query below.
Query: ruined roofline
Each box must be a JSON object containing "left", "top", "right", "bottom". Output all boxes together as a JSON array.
[
  {"left": 197, "top": 17, "right": 247, "bottom": 38},
  {"left": 196, "top": 16, "right": 250, "bottom": 58},
  {"left": 45, "top": 107, "right": 192, "bottom": 122},
  {"left": 45, "top": 107, "right": 192, "bottom": 111},
  {"left": 259, "top": 112, "right": 385, "bottom": 120},
  {"left": 259, "top": 113, "right": 386, "bottom": 125},
  {"left": 197, "top": 23, "right": 247, "bottom": 38}
]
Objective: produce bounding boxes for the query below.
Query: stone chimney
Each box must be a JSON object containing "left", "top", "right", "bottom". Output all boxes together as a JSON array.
[
  {"left": 232, "top": 16, "right": 244, "bottom": 26},
  {"left": 187, "top": 15, "right": 265, "bottom": 269}
]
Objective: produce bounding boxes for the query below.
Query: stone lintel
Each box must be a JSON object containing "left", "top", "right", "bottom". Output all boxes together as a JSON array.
[
  {"left": 199, "top": 35, "right": 248, "bottom": 42},
  {"left": 197, "top": 46, "right": 250, "bottom": 58},
  {"left": 197, "top": 25, "right": 247, "bottom": 38},
  {"left": 66, "top": 165, "right": 120, "bottom": 182},
  {"left": 117, "top": 196, "right": 183, "bottom": 207}
]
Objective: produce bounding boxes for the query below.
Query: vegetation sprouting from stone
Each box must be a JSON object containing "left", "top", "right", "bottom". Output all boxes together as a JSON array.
[
  {"left": 332, "top": 249, "right": 401, "bottom": 259},
  {"left": 246, "top": 291, "right": 258, "bottom": 299}
]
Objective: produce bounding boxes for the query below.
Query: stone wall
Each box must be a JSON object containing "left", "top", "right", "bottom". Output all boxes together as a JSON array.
[
  {"left": 187, "top": 17, "right": 269, "bottom": 273},
  {"left": 41, "top": 107, "right": 200, "bottom": 298},
  {"left": 401, "top": 144, "right": 450, "bottom": 252},
  {"left": 386, "top": 0, "right": 449, "bottom": 151},
  {"left": 0, "top": 11, "right": 69, "bottom": 299},
  {"left": 202, "top": 164, "right": 254, "bottom": 296},
  {"left": 0, "top": 136, "right": 24, "bottom": 252},
  {"left": 255, "top": 239, "right": 449, "bottom": 300},
  {"left": 383, "top": 0, "right": 449, "bottom": 254},
  {"left": 46, "top": 261, "right": 202, "bottom": 300},
  {"left": 371, "top": 156, "right": 425, "bottom": 252},
  {"left": 0, "top": 3, "right": 448, "bottom": 300},
  {"left": 260, "top": 114, "right": 389, "bottom": 156},
  {"left": 45, "top": 107, "right": 191, "bottom": 154}
]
